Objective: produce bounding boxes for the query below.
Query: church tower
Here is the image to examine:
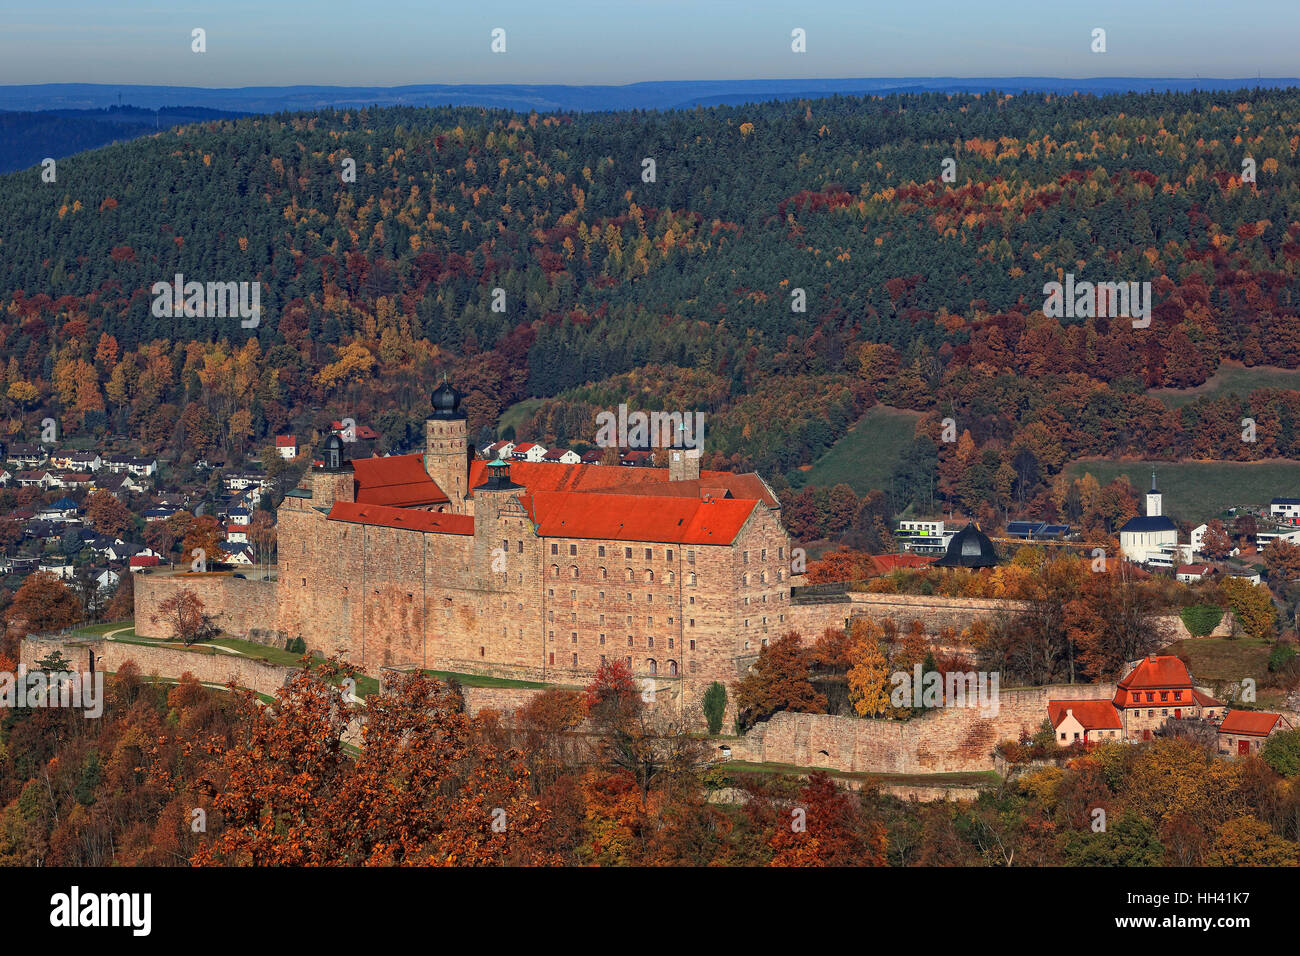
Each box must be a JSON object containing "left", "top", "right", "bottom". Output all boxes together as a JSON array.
[
  {"left": 1146, "top": 469, "right": 1162, "bottom": 517},
  {"left": 425, "top": 379, "right": 469, "bottom": 513}
]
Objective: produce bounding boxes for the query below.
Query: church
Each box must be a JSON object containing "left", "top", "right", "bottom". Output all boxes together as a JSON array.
[
  {"left": 147, "top": 382, "right": 793, "bottom": 711},
  {"left": 1118, "top": 472, "right": 1180, "bottom": 564}
]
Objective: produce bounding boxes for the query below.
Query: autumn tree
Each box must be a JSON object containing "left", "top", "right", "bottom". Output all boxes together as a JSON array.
[
  {"left": 1263, "top": 538, "right": 1300, "bottom": 583},
  {"left": 1199, "top": 519, "right": 1234, "bottom": 560},
  {"left": 6, "top": 571, "right": 81, "bottom": 632},
  {"left": 84, "top": 489, "right": 134, "bottom": 538},
  {"left": 734, "top": 632, "right": 826, "bottom": 730},
  {"left": 846, "top": 623, "right": 892, "bottom": 717},
  {"left": 151, "top": 589, "right": 219, "bottom": 646}
]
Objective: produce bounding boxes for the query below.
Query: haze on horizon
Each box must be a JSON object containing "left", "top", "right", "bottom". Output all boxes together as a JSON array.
[{"left": 0, "top": 0, "right": 1295, "bottom": 88}]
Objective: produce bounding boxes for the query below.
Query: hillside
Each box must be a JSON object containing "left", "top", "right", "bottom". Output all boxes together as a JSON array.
[{"left": 2, "top": 89, "right": 1300, "bottom": 523}]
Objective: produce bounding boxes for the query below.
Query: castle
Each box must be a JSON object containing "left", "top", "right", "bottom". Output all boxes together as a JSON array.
[{"left": 139, "top": 383, "right": 793, "bottom": 712}]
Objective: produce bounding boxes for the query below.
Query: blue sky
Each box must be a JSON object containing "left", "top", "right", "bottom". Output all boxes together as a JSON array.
[{"left": 1, "top": 0, "right": 1296, "bottom": 86}]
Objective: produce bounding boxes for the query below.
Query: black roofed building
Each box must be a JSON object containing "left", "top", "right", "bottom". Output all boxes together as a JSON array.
[
  {"left": 1119, "top": 471, "right": 1179, "bottom": 564},
  {"left": 933, "top": 522, "right": 999, "bottom": 569}
]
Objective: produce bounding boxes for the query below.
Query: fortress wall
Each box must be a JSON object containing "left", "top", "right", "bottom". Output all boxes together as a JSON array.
[{"left": 729, "top": 682, "right": 1118, "bottom": 774}]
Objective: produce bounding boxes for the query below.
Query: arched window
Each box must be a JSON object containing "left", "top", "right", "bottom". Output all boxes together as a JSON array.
[
  {"left": 741, "top": 573, "right": 748, "bottom": 586},
  {"left": 667, "top": 570, "right": 675, "bottom": 584},
  {"left": 598, "top": 566, "right": 608, "bottom": 579},
  {"left": 551, "top": 565, "right": 559, "bottom": 578},
  {"left": 570, "top": 565, "right": 579, "bottom": 579},
  {"left": 646, "top": 658, "right": 658, "bottom": 675},
  {"left": 667, "top": 660, "right": 678, "bottom": 676},
  {"left": 644, "top": 569, "right": 654, "bottom": 582},
  {"left": 687, "top": 572, "right": 697, "bottom": 586},
  {"left": 625, "top": 568, "right": 634, "bottom": 582}
]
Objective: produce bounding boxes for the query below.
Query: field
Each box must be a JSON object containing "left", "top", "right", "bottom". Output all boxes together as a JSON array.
[
  {"left": 1150, "top": 361, "right": 1300, "bottom": 409},
  {"left": 1163, "top": 637, "right": 1290, "bottom": 711},
  {"left": 496, "top": 398, "right": 544, "bottom": 440},
  {"left": 798, "top": 405, "right": 922, "bottom": 495},
  {"left": 1064, "top": 458, "right": 1300, "bottom": 519}
]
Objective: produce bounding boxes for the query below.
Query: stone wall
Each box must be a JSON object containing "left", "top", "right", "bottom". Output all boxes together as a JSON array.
[
  {"left": 786, "top": 591, "right": 1029, "bottom": 642},
  {"left": 135, "top": 571, "right": 280, "bottom": 644},
  {"left": 730, "top": 682, "right": 1118, "bottom": 774},
  {"left": 21, "top": 635, "right": 293, "bottom": 698}
]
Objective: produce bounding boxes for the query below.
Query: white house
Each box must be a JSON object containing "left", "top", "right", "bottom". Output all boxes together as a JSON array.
[
  {"left": 37, "top": 559, "right": 74, "bottom": 580},
  {"left": 509, "top": 442, "right": 548, "bottom": 462},
  {"left": 95, "top": 569, "right": 121, "bottom": 592},
  {"left": 275, "top": 435, "right": 297, "bottom": 459},
  {"left": 1176, "top": 563, "right": 1215, "bottom": 583},
  {"left": 1270, "top": 497, "right": 1300, "bottom": 525},
  {"left": 1119, "top": 472, "right": 1179, "bottom": 564}
]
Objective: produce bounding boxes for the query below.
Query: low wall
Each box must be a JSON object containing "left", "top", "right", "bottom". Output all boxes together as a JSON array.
[
  {"left": 21, "top": 635, "right": 293, "bottom": 698},
  {"left": 787, "top": 591, "right": 1029, "bottom": 640},
  {"left": 730, "top": 682, "right": 1118, "bottom": 775},
  {"left": 135, "top": 571, "right": 281, "bottom": 643}
]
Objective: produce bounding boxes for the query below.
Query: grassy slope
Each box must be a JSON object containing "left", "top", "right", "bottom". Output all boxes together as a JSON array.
[
  {"left": 799, "top": 405, "right": 922, "bottom": 495},
  {"left": 1151, "top": 362, "right": 1300, "bottom": 409},
  {"left": 1064, "top": 458, "right": 1300, "bottom": 520}
]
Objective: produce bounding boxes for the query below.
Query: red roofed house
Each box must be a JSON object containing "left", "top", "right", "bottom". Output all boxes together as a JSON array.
[
  {"left": 128, "top": 554, "right": 161, "bottom": 572},
  {"left": 275, "top": 435, "right": 298, "bottom": 459},
  {"left": 1176, "top": 563, "right": 1215, "bottom": 583},
  {"left": 509, "top": 442, "right": 547, "bottom": 462},
  {"left": 1048, "top": 699, "right": 1124, "bottom": 746},
  {"left": 154, "top": 381, "right": 793, "bottom": 722},
  {"left": 330, "top": 420, "right": 380, "bottom": 441},
  {"left": 1218, "top": 710, "right": 1293, "bottom": 757},
  {"left": 1049, "top": 654, "right": 1225, "bottom": 745}
]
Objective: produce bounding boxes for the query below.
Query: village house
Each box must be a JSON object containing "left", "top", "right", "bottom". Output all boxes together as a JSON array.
[
  {"left": 1176, "top": 563, "right": 1216, "bottom": 583},
  {"left": 275, "top": 435, "right": 298, "bottom": 459},
  {"left": 509, "top": 441, "right": 548, "bottom": 462},
  {"left": 102, "top": 454, "right": 158, "bottom": 477},
  {"left": 483, "top": 439, "right": 516, "bottom": 460},
  {"left": 1217, "top": 710, "right": 1293, "bottom": 756},
  {"left": 1119, "top": 473, "right": 1181, "bottom": 565},
  {"left": 5, "top": 443, "right": 46, "bottom": 468},
  {"left": 1269, "top": 497, "right": 1300, "bottom": 526},
  {"left": 49, "top": 450, "right": 102, "bottom": 472},
  {"left": 541, "top": 447, "right": 582, "bottom": 465},
  {"left": 15, "top": 469, "right": 57, "bottom": 490},
  {"left": 1049, "top": 655, "right": 1224, "bottom": 744}
]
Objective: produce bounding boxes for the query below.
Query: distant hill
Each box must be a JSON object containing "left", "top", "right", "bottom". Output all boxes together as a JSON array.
[
  {"left": 1, "top": 77, "right": 1297, "bottom": 115},
  {"left": 0, "top": 105, "right": 248, "bottom": 173}
]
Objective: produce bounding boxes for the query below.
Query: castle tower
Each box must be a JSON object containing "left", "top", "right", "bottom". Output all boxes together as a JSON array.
[
  {"left": 1147, "top": 469, "right": 1162, "bottom": 518},
  {"left": 310, "top": 434, "right": 354, "bottom": 509},
  {"left": 668, "top": 446, "right": 701, "bottom": 482},
  {"left": 425, "top": 379, "right": 469, "bottom": 513}
]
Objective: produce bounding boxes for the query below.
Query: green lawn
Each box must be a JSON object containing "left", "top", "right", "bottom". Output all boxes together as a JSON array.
[
  {"left": 1151, "top": 362, "right": 1300, "bottom": 409},
  {"left": 421, "top": 668, "right": 558, "bottom": 690},
  {"left": 1163, "top": 636, "right": 1290, "bottom": 711},
  {"left": 718, "top": 760, "right": 999, "bottom": 788},
  {"left": 797, "top": 405, "right": 922, "bottom": 495},
  {"left": 71, "top": 621, "right": 130, "bottom": 635},
  {"left": 1064, "top": 458, "right": 1300, "bottom": 520},
  {"left": 496, "top": 398, "right": 544, "bottom": 441}
]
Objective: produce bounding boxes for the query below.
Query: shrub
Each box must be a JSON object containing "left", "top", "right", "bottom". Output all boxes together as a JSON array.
[
  {"left": 1180, "top": 604, "right": 1224, "bottom": 637},
  {"left": 702, "top": 681, "right": 727, "bottom": 735}
]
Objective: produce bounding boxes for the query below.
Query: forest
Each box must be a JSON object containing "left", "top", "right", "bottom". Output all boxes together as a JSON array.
[{"left": 2, "top": 88, "right": 1300, "bottom": 526}]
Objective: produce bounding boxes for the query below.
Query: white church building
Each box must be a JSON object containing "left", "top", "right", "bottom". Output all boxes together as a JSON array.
[{"left": 1119, "top": 472, "right": 1183, "bottom": 565}]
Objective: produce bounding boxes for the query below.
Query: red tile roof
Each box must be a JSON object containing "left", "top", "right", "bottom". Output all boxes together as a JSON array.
[
  {"left": 521, "top": 490, "right": 757, "bottom": 545},
  {"left": 1193, "top": 688, "right": 1224, "bottom": 708},
  {"left": 351, "top": 454, "right": 450, "bottom": 508},
  {"left": 1118, "top": 655, "right": 1194, "bottom": 691},
  {"left": 1177, "top": 564, "right": 1214, "bottom": 575},
  {"left": 1219, "top": 710, "right": 1283, "bottom": 736},
  {"left": 328, "top": 500, "right": 473, "bottom": 535},
  {"left": 467, "top": 459, "right": 778, "bottom": 506},
  {"left": 275, "top": 435, "right": 296, "bottom": 447},
  {"left": 1049, "top": 699, "right": 1122, "bottom": 731},
  {"left": 128, "top": 555, "right": 160, "bottom": 567}
]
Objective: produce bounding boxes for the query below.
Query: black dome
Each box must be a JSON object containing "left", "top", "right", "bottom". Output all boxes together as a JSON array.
[
  {"left": 934, "top": 523, "right": 999, "bottom": 568},
  {"left": 317, "top": 433, "right": 351, "bottom": 471},
  {"left": 431, "top": 380, "right": 466, "bottom": 420}
]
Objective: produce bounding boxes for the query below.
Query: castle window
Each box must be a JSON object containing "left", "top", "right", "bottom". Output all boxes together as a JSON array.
[
  {"left": 743, "top": 552, "right": 749, "bottom": 564},
  {"left": 625, "top": 568, "right": 634, "bottom": 582},
  {"left": 761, "top": 571, "right": 768, "bottom": 584},
  {"left": 626, "top": 657, "right": 632, "bottom": 669},
  {"left": 518, "top": 541, "right": 523, "bottom": 552},
  {"left": 761, "top": 549, "right": 767, "bottom": 561},
  {"left": 644, "top": 548, "right": 652, "bottom": 560},
  {"left": 648, "top": 636, "right": 654, "bottom": 648},
  {"left": 502, "top": 539, "right": 508, "bottom": 552},
  {"left": 645, "top": 569, "right": 653, "bottom": 582},
  {"left": 601, "top": 655, "right": 606, "bottom": 665},
  {"left": 690, "top": 662, "right": 698, "bottom": 673},
  {"left": 778, "top": 547, "right": 784, "bottom": 560},
  {"left": 571, "top": 633, "right": 577, "bottom": 644},
  {"left": 480, "top": 647, "right": 485, "bottom": 657},
  {"left": 548, "top": 589, "right": 554, "bottom": 597},
  {"left": 667, "top": 550, "right": 673, "bottom": 561},
  {"left": 598, "top": 546, "right": 606, "bottom": 557},
  {"left": 550, "top": 653, "right": 554, "bottom": 665},
  {"left": 302, "top": 578, "right": 306, "bottom": 587},
  {"left": 571, "top": 612, "right": 577, "bottom": 624},
  {"left": 687, "top": 551, "right": 695, "bottom": 564},
  {"left": 689, "top": 639, "right": 696, "bottom": 650},
  {"left": 599, "top": 614, "right": 605, "bottom": 624},
  {"left": 668, "top": 637, "right": 674, "bottom": 647},
  {"left": 599, "top": 634, "right": 605, "bottom": 645},
  {"left": 551, "top": 543, "right": 558, "bottom": 555},
  {"left": 552, "top": 565, "right": 559, "bottom": 577},
  {"left": 688, "top": 573, "right": 697, "bottom": 586},
  {"left": 626, "top": 616, "right": 632, "bottom": 626},
  {"left": 627, "top": 636, "right": 634, "bottom": 647},
  {"left": 599, "top": 567, "right": 607, "bottom": 579},
  {"left": 742, "top": 574, "right": 748, "bottom": 586},
  {"left": 647, "top": 659, "right": 657, "bottom": 675},
  {"left": 667, "top": 660, "right": 678, "bottom": 676},
  {"left": 667, "top": 571, "right": 674, "bottom": 584},
  {"left": 571, "top": 566, "right": 579, "bottom": 579},
  {"left": 571, "top": 591, "right": 576, "bottom": 600},
  {"left": 690, "top": 620, "right": 695, "bottom": 628},
  {"left": 572, "top": 653, "right": 578, "bottom": 667},
  {"left": 625, "top": 547, "right": 633, "bottom": 559}
]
